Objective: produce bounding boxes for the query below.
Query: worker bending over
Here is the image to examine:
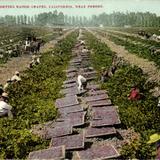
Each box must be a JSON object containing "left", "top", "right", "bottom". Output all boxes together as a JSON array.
[
  {"left": 3, "top": 79, "right": 12, "bottom": 91},
  {"left": 11, "top": 71, "right": 21, "bottom": 82},
  {"left": 0, "top": 93, "right": 12, "bottom": 118}
]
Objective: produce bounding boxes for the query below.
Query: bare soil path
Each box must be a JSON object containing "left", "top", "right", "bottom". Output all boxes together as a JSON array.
[{"left": 105, "top": 29, "right": 140, "bottom": 38}]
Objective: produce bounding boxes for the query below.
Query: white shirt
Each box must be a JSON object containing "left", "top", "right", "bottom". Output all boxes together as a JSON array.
[
  {"left": 3, "top": 83, "right": 9, "bottom": 91},
  {"left": 37, "top": 58, "right": 40, "bottom": 64},
  {"left": 82, "top": 48, "right": 88, "bottom": 53},
  {"left": 25, "top": 41, "right": 30, "bottom": 47},
  {"left": 152, "top": 34, "right": 157, "bottom": 38},
  {"left": 0, "top": 101, "right": 12, "bottom": 112},
  {"left": 77, "top": 75, "right": 86, "bottom": 91},
  {"left": 11, "top": 75, "right": 21, "bottom": 82},
  {"left": 157, "top": 35, "right": 160, "bottom": 40}
]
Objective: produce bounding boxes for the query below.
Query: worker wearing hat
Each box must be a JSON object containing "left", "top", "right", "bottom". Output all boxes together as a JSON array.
[
  {"left": 3, "top": 79, "right": 12, "bottom": 91},
  {"left": 0, "top": 92, "right": 13, "bottom": 118},
  {"left": 128, "top": 85, "right": 141, "bottom": 101},
  {"left": 100, "top": 67, "right": 110, "bottom": 82},
  {"left": 147, "top": 133, "right": 160, "bottom": 159},
  {"left": 77, "top": 71, "right": 87, "bottom": 92},
  {"left": 1, "top": 92, "right": 8, "bottom": 101},
  {"left": 11, "top": 71, "right": 21, "bottom": 82},
  {"left": 81, "top": 46, "right": 89, "bottom": 54}
]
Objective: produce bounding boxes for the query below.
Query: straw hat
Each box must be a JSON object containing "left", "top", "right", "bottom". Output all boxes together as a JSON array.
[
  {"left": 15, "top": 71, "right": 19, "bottom": 75},
  {"left": 147, "top": 133, "right": 160, "bottom": 144},
  {"left": 2, "top": 92, "right": 8, "bottom": 98}
]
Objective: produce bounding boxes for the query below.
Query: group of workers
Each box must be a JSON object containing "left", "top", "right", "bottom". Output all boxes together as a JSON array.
[
  {"left": 76, "top": 38, "right": 142, "bottom": 101},
  {"left": 0, "top": 30, "right": 159, "bottom": 158},
  {"left": 0, "top": 53, "right": 41, "bottom": 118},
  {"left": 76, "top": 37, "right": 160, "bottom": 158},
  {"left": 100, "top": 55, "right": 142, "bottom": 101},
  {"left": 0, "top": 71, "right": 21, "bottom": 118},
  {"left": 25, "top": 37, "right": 42, "bottom": 54},
  {"left": 0, "top": 35, "right": 43, "bottom": 118}
]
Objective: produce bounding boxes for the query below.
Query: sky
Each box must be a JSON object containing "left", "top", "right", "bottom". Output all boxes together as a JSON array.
[{"left": 0, "top": 0, "right": 160, "bottom": 17}]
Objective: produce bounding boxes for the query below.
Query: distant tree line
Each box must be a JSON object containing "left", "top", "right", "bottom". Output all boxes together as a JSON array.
[
  {"left": 0, "top": 10, "right": 65, "bottom": 26},
  {"left": 0, "top": 11, "right": 160, "bottom": 27},
  {"left": 90, "top": 12, "right": 160, "bottom": 27}
]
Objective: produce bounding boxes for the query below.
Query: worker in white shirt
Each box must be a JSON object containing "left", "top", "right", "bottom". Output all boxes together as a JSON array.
[
  {"left": 3, "top": 79, "right": 12, "bottom": 91},
  {"left": 25, "top": 39, "right": 31, "bottom": 51},
  {"left": 82, "top": 47, "right": 89, "bottom": 54},
  {"left": 11, "top": 71, "right": 21, "bottom": 82},
  {"left": 77, "top": 74, "right": 87, "bottom": 92},
  {"left": 0, "top": 93, "right": 13, "bottom": 118},
  {"left": 29, "top": 55, "right": 41, "bottom": 68}
]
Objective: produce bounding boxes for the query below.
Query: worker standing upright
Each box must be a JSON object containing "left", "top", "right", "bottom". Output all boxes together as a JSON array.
[{"left": 77, "top": 74, "right": 87, "bottom": 92}]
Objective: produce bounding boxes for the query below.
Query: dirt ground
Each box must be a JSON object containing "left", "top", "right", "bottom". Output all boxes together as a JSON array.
[
  {"left": 0, "top": 55, "right": 31, "bottom": 85},
  {"left": 88, "top": 29, "right": 160, "bottom": 96},
  {"left": 105, "top": 29, "right": 140, "bottom": 38}
]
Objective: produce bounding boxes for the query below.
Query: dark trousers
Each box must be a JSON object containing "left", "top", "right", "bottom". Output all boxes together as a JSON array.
[{"left": 82, "top": 81, "right": 87, "bottom": 89}]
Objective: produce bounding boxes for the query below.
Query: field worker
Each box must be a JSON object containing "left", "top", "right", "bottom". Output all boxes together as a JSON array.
[
  {"left": 0, "top": 92, "right": 13, "bottom": 118},
  {"left": 11, "top": 71, "right": 21, "bottom": 82},
  {"left": 147, "top": 133, "right": 160, "bottom": 159},
  {"left": 32, "top": 55, "right": 36, "bottom": 60},
  {"left": 101, "top": 67, "right": 110, "bottom": 82},
  {"left": 25, "top": 38, "right": 31, "bottom": 51},
  {"left": 29, "top": 61, "right": 34, "bottom": 69},
  {"left": 128, "top": 85, "right": 141, "bottom": 101},
  {"left": 31, "top": 55, "right": 36, "bottom": 64},
  {"left": 33, "top": 55, "right": 40, "bottom": 65},
  {"left": 152, "top": 34, "right": 157, "bottom": 40},
  {"left": 3, "top": 79, "right": 12, "bottom": 91},
  {"left": 77, "top": 74, "right": 87, "bottom": 92},
  {"left": 82, "top": 47, "right": 89, "bottom": 54},
  {"left": 108, "top": 64, "right": 117, "bottom": 77}
]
